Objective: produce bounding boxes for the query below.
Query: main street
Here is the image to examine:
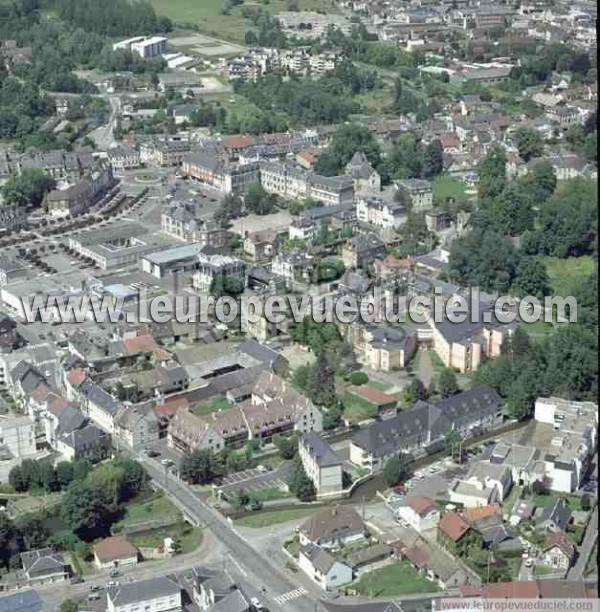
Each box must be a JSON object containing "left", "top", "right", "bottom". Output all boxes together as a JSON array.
[{"left": 137, "top": 454, "right": 325, "bottom": 612}]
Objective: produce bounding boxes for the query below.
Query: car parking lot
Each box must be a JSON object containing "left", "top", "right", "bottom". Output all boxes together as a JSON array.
[{"left": 216, "top": 463, "right": 293, "bottom": 500}]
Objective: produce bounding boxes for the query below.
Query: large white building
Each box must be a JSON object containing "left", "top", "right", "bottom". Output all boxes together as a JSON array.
[
  {"left": 107, "top": 577, "right": 181, "bottom": 612},
  {"left": 356, "top": 195, "right": 405, "bottom": 229},
  {"left": 132, "top": 36, "right": 167, "bottom": 59},
  {"left": 0, "top": 414, "right": 36, "bottom": 460}
]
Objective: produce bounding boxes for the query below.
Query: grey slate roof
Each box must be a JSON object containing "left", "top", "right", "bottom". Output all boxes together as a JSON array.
[
  {"left": 58, "top": 423, "right": 109, "bottom": 452},
  {"left": 21, "top": 548, "right": 65, "bottom": 577},
  {"left": 212, "top": 588, "right": 250, "bottom": 612},
  {"left": 536, "top": 498, "right": 572, "bottom": 531},
  {"left": 300, "top": 543, "right": 338, "bottom": 573},
  {"left": 80, "top": 380, "right": 121, "bottom": 415},
  {"left": 301, "top": 432, "right": 341, "bottom": 467},
  {"left": 56, "top": 405, "right": 88, "bottom": 435},
  {"left": 0, "top": 590, "right": 43, "bottom": 612},
  {"left": 107, "top": 576, "right": 180, "bottom": 607}
]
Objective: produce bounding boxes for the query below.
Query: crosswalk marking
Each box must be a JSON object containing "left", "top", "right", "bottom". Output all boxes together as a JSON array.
[{"left": 273, "top": 588, "right": 308, "bottom": 604}]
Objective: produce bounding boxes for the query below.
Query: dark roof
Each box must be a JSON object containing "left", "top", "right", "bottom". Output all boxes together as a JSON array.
[
  {"left": 0, "top": 590, "right": 43, "bottom": 612},
  {"left": 536, "top": 498, "right": 572, "bottom": 531},
  {"left": 300, "top": 543, "right": 338, "bottom": 573},
  {"left": 301, "top": 432, "right": 341, "bottom": 467},
  {"left": 300, "top": 506, "right": 365, "bottom": 544},
  {"left": 236, "top": 339, "right": 287, "bottom": 369},
  {"left": 480, "top": 524, "right": 517, "bottom": 545},
  {"left": 80, "top": 380, "right": 121, "bottom": 415},
  {"left": 58, "top": 423, "right": 108, "bottom": 451},
  {"left": 56, "top": 406, "right": 87, "bottom": 435},
  {"left": 435, "top": 386, "right": 502, "bottom": 428},
  {"left": 21, "top": 548, "right": 65, "bottom": 576}
]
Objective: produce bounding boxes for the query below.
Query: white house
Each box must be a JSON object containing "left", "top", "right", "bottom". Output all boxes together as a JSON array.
[
  {"left": 298, "top": 544, "right": 352, "bottom": 590},
  {"left": 397, "top": 496, "right": 440, "bottom": 533},
  {"left": 448, "top": 462, "right": 512, "bottom": 508},
  {"left": 298, "top": 506, "right": 367, "bottom": 549},
  {"left": 107, "top": 576, "right": 181, "bottom": 612}
]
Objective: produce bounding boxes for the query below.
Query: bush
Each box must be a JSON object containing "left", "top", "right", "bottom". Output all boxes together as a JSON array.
[{"left": 349, "top": 372, "right": 369, "bottom": 386}]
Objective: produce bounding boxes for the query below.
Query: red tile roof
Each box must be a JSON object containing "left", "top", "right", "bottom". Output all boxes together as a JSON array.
[
  {"left": 406, "top": 495, "right": 437, "bottom": 517},
  {"left": 346, "top": 385, "right": 397, "bottom": 407},
  {"left": 462, "top": 504, "right": 503, "bottom": 525},
  {"left": 93, "top": 535, "right": 138, "bottom": 563},
  {"left": 123, "top": 333, "right": 159, "bottom": 355},
  {"left": 223, "top": 135, "right": 255, "bottom": 150},
  {"left": 484, "top": 581, "right": 540, "bottom": 599},
  {"left": 543, "top": 529, "right": 576, "bottom": 560},
  {"left": 403, "top": 545, "right": 429, "bottom": 569},
  {"left": 438, "top": 512, "right": 470, "bottom": 541},
  {"left": 153, "top": 397, "right": 189, "bottom": 419},
  {"left": 67, "top": 368, "right": 87, "bottom": 388}
]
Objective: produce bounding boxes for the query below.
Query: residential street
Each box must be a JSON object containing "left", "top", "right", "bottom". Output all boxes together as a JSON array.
[
  {"left": 568, "top": 505, "right": 598, "bottom": 580},
  {"left": 137, "top": 454, "right": 325, "bottom": 612}
]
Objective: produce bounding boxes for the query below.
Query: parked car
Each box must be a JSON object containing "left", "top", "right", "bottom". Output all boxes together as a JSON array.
[
  {"left": 106, "top": 580, "right": 119, "bottom": 588},
  {"left": 109, "top": 568, "right": 120, "bottom": 577},
  {"left": 250, "top": 597, "right": 263, "bottom": 610},
  {"left": 147, "top": 449, "right": 160, "bottom": 458},
  {"left": 70, "top": 576, "right": 84, "bottom": 584}
]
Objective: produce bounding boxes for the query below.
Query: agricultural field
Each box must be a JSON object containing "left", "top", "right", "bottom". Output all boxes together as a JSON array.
[
  {"left": 151, "top": 0, "right": 336, "bottom": 42},
  {"left": 543, "top": 255, "right": 596, "bottom": 297}
]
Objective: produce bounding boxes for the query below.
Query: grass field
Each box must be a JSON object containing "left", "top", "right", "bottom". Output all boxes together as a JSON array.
[
  {"left": 115, "top": 495, "right": 178, "bottom": 527},
  {"left": 234, "top": 507, "right": 316, "bottom": 528},
  {"left": 433, "top": 175, "right": 473, "bottom": 203},
  {"left": 341, "top": 392, "right": 379, "bottom": 424},
  {"left": 350, "top": 561, "right": 440, "bottom": 597},
  {"left": 543, "top": 255, "right": 596, "bottom": 297},
  {"left": 129, "top": 523, "right": 203, "bottom": 552},
  {"left": 191, "top": 396, "right": 232, "bottom": 416},
  {"left": 151, "top": 0, "right": 335, "bottom": 42}
]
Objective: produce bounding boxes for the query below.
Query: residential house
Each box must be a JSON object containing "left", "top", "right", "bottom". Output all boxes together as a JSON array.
[
  {"left": 192, "top": 567, "right": 250, "bottom": 612},
  {"left": 271, "top": 251, "right": 312, "bottom": 285},
  {"left": 399, "top": 541, "right": 468, "bottom": 589},
  {"left": 448, "top": 462, "right": 512, "bottom": 507},
  {"left": 298, "top": 544, "right": 352, "bottom": 590},
  {"left": 243, "top": 229, "right": 281, "bottom": 263},
  {"left": 54, "top": 407, "right": 110, "bottom": 462},
  {"left": 396, "top": 179, "right": 433, "bottom": 211},
  {"left": 345, "top": 152, "right": 381, "bottom": 192},
  {"left": 298, "top": 506, "right": 367, "bottom": 549},
  {"left": 344, "top": 386, "right": 397, "bottom": 415},
  {"left": 540, "top": 530, "right": 576, "bottom": 574},
  {"left": 108, "top": 145, "right": 141, "bottom": 171},
  {"left": 192, "top": 253, "right": 246, "bottom": 293},
  {"left": 437, "top": 512, "right": 472, "bottom": 551},
  {"left": 79, "top": 379, "right": 122, "bottom": 434},
  {"left": 107, "top": 576, "right": 182, "bottom": 612},
  {"left": 93, "top": 536, "right": 139, "bottom": 570},
  {"left": 299, "top": 432, "right": 343, "bottom": 497},
  {"left": 546, "top": 105, "right": 580, "bottom": 128},
  {"left": 341, "top": 234, "right": 385, "bottom": 269},
  {"left": 20, "top": 549, "right": 68, "bottom": 586},
  {"left": 536, "top": 498, "right": 572, "bottom": 533},
  {"left": 356, "top": 196, "right": 405, "bottom": 230},
  {"left": 509, "top": 500, "right": 536, "bottom": 526},
  {"left": 348, "top": 544, "right": 394, "bottom": 576},
  {"left": 113, "top": 404, "right": 159, "bottom": 449},
  {"left": 397, "top": 496, "right": 440, "bottom": 533}
]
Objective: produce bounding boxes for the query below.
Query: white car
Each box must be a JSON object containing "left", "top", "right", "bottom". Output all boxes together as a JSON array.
[
  {"left": 250, "top": 597, "right": 263, "bottom": 610},
  {"left": 524, "top": 558, "right": 534, "bottom": 568}
]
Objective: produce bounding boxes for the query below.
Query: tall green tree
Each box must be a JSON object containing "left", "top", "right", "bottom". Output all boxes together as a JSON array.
[
  {"left": 438, "top": 368, "right": 459, "bottom": 398},
  {"left": 478, "top": 145, "right": 507, "bottom": 200},
  {"left": 1, "top": 169, "right": 55, "bottom": 208},
  {"left": 306, "top": 352, "right": 337, "bottom": 408},
  {"left": 514, "top": 127, "right": 544, "bottom": 162}
]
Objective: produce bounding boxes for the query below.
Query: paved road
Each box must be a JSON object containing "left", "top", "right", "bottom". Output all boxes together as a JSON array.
[
  {"left": 36, "top": 528, "right": 222, "bottom": 611},
  {"left": 88, "top": 95, "right": 120, "bottom": 150},
  {"left": 568, "top": 505, "right": 598, "bottom": 580},
  {"left": 138, "top": 454, "right": 324, "bottom": 612}
]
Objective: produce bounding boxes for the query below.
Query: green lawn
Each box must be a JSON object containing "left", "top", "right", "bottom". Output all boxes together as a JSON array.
[
  {"left": 129, "top": 523, "right": 203, "bottom": 553},
  {"left": 350, "top": 561, "right": 440, "bottom": 597},
  {"left": 150, "top": 0, "right": 336, "bottom": 41},
  {"left": 191, "top": 396, "right": 232, "bottom": 416},
  {"left": 367, "top": 380, "right": 393, "bottom": 392},
  {"left": 433, "top": 175, "right": 473, "bottom": 203},
  {"left": 234, "top": 507, "right": 316, "bottom": 528},
  {"left": 250, "top": 486, "right": 292, "bottom": 502},
  {"left": 353, "top": 87, "right": 393, "bottom": 114},
  {"left": 543, "top": 256, "right": 596, "bottom": 297},
  {"left": 341, "top": 392, "right": 378, "bottom": 424},
  {"left": 116, "top": 495, "right": 179, "bottom": 527}
]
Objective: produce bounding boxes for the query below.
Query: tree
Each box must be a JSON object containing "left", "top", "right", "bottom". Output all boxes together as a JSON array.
[
  {"left": 513, "top": 127, "right": 544, "bottom": 162},
  {"left": 511, "top": 256, "right": 549, "bottom": 299},
  {"left": 402, "top": 378, "right": 427, "bottom": 406},
  {"left": 0, "top": 514, "right": 16, "bottom": 568},
  {"left": 292, "top": 365, "right": 310, "bottom": 391},
  {"left": 445, "top": 429, "right": 462, "bottom": 461},
  {"left": 349, "top": 371, "right": 369, "bottom": 386},
  {"left": 289, "top": 456, "right": 316, "bottom": 501},
  {"left": 1, "top": 169, "right": 56, "bottom": 208},
  {"left": 305, "top": 352, "right": 337, "bottom": 408},
  {"left": 273, "top": 434, "right": 298, "bottom": 460},
  {"left": 383, "top": 452, "right": 412, "bottom": 486},
  {"left": 315, "top": 123, "right": 381, "bottom": 176},
  {"left": 56, "top": 461, "right": 75, "bottom": 488},
  {"left": 8, "top": 465, "right": 28, "bottom": 492},
  {"left": 478, "top": 146, "right": 506, "bottom": 200},
  {"left": 423, "top": 139, "right": 443, "bottom": 178},
  {"left": 244, "top": 183, "right": 277, "bottom": 215},
  {"left": 322, "top": 403, "right": 343, "bottom": 431},
  {"left": 580, "top": 494, "right": 592, "bottom": 511},
  {"left": 519, "top": 160, "right": 556, "bottom": 206},
  {"left": 180, "top": 449, "right": 223, "bottom": 485},
  {"left": 438, "top": 368, "right": 459, "bottom": 398},
  {"left": 60, "top": 480, "right": 115, "bottom": 540}
]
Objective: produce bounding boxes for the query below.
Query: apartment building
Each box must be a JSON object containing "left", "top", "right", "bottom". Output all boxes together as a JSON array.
[
  {"left": 396, "top": 179, "right": 433, "bottom": 211},
  {"left": 131, "top": 36, "right": 167, "bottom": 59},
  {"left": 356, "top": 195, "right": 404, "bottom": 230},
  {"left": 298, "top": 432, "right": 343, "bottom": 497},
  {"left": 182, "top": 150, "right": 260, "bottom": 193},
  {"left": 162, "top": 200, "right": 230, "bottom": 247},
  {"left": 192, "top": 253, "right": 246, "bottom": 292},
  {"left": 106, "top": 577, "right": 182, "bottom": 612}
]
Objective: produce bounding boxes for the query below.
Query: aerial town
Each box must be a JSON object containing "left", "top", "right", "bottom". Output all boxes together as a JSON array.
[{"left": 0, "top": 0, "right": 597, "bottom": 611}]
